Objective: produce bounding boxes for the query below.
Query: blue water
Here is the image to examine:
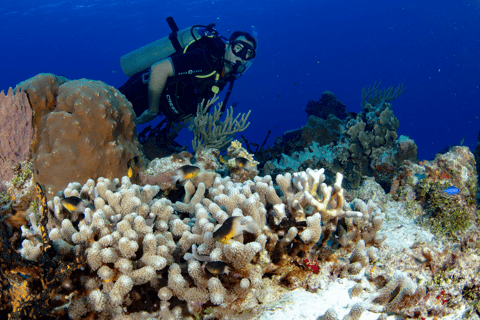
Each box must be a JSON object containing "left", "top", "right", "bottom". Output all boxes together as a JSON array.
[{"left": 1, "top": 0, "right": 479, "bottom": 161}]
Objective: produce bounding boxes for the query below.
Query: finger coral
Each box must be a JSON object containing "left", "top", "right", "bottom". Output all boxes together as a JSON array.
[{"left": 7, "top": 159, "right": 472, "bottom": 320}]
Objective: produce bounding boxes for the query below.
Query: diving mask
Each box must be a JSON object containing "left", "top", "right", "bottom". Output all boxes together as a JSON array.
[{"left": 231, "top": 40, "right": 256, "bottom": 61}]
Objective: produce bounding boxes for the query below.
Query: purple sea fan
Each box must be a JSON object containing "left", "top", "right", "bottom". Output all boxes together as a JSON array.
[{"left": 0, "top": 87, "right": 33, "bottom": 181}]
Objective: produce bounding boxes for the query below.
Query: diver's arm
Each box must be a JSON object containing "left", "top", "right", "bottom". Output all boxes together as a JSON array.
[{"left": 136, "top": 58, "right": 174, "bottom": 124}]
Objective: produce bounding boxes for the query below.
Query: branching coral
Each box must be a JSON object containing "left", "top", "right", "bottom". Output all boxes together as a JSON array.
[
  {"left": 361, "top": 80, "right": 405, "bottom": 107},
  {"left": 10, "top": 164, "right": 469, "bottom": 319},
  {"left": 190, "top": 96, "right": 251, "bottom": 152}
]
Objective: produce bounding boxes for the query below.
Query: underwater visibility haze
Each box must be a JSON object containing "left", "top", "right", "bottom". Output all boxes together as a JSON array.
[
  {"left": 2, "top": 0, "right": 480, "bottom": 319},
  {"left": 1, "top": 0, "right": 479, "bottom": 159}
]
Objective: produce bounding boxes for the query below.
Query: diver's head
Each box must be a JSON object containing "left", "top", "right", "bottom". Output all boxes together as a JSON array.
[{"left": 224, "top": 31, "right": 257, "bottom": 74}]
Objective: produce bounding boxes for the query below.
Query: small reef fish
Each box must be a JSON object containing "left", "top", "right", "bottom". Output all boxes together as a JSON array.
[
  {"left": 60, "top": 196, "right": 89, "bottom": 214},
  {"left": 127, "top": 156, "right": 141, "bottom": 178},
  {"left": 213, "top": 216, "right": 257, "bottom": 244},
  {"left": 443, "top": 186, "right": 459, "bottom": 195},
  {"left": 172, "top": 165, "right": 200, "bottom": 184},
  {"left": 235, "top": 157, "right": 255, "bottom": 171},
  {"left": 205, "top": 261, "right": 230, "bottom": 275}
]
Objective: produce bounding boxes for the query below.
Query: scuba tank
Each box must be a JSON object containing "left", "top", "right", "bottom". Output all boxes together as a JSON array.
[{"left": 120, "top": 17, "right": 216, "bottom": 77}]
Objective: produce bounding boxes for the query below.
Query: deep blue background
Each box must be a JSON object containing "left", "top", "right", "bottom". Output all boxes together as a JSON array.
[{"left": 1, "top": 0, "right": 479, "bottom": 161}]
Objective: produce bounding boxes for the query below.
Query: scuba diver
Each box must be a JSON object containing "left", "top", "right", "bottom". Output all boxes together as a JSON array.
[{"left": 119, "top": 17, "right": 257, "bottom": 125}]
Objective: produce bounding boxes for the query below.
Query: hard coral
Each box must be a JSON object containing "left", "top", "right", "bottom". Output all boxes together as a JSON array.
[
  {"left": 11, "top": 167, "right": 391, "bottom": 319},
  {"left": 305, "top": 91, "right": 348, "bottom": 120},
  {"left": 403, "top": 147, "right": 478, "bottom": 242},
  {"left": 17, "top": 73, "right": 143, "bottom": 197}
]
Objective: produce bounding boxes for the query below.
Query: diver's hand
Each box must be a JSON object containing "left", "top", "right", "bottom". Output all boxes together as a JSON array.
[{"left": 136, "top": 110, "right": 158, "bottom": 124}]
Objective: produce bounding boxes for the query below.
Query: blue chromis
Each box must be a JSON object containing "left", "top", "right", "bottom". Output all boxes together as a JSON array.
[
  {"left": 205, "top": 261, "right": 230, "bottom": 275},
  {"left": 127, "top": 156, "right": 141, "bottom": 178},
  {"left": 172, "top": 165, "right": 200, "bottom": 184},
  {"left": 443, "top": 186, "right": 459, "bottom": 195},
  {"left": 213, "top": 216, "right": 257, "bottom": 244},
  {"left": 60, "top": 196, "right": 89, "bottom": 214}
]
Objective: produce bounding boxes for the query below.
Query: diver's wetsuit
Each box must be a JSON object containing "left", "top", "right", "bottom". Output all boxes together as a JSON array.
[{"left": 119, "top": 36, "right": 235, "bottom": 122}]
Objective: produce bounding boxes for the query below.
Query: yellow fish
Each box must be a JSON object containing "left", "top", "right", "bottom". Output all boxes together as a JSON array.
[
  {"left": 127, "top": 156, "right": 141, "bottom": 178},
  {"left": 60, "top": 196, "right": 89, "bottom": 214},
  {"left": 235, "top": 157, "right": 255, "bottom": 171},
  {"left": 213, "top": 216, "right": 257, "bottom": 244},
  {"left": 205, "top": 261, "right": 230, "bottom": 275},
  {"left": 172, "top": 165, "right": 200, "bottom": 184}
]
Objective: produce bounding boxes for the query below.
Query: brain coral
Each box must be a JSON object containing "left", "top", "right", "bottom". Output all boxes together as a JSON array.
[{"left": 16, "top": 73, "right": 142, "bottom": 196}]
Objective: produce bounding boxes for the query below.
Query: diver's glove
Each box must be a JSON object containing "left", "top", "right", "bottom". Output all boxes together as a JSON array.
[{"left": 136, "top": 110, "right": 158, "bottom": 124}]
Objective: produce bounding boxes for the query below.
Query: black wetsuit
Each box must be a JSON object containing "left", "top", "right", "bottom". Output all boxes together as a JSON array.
[{"left": 119, "top": 36, "right": 235, "bottom": 121}]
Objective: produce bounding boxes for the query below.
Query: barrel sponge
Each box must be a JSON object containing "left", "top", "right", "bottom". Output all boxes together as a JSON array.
[{"left": 18, "top": 74, "right": 142, "bottom": 197}]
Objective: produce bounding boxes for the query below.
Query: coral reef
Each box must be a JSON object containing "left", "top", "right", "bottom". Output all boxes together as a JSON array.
[
  {"left": 190, "top": 96, "right": 251, "bottom": 152},
  {"left": 305, "top": 91, "right": 348, "bottom": 120},
  {"left": 264, "top": 96, "right": 417, "bottom": 190},
  {"left": 361, "top": 80, "right": 406, "bottom": 107},
  {"left": 0, "top": 87, "right": 33, "bottom": 182},
  {"left": 0, "top": 153, "right": 477, "bottom": 319},
  {"left": 390, "top": 146, "right": 478, "bottom": 244},
  {"left": 15, "top": 73, "right": 143, "bottom": 197},
  {"left": 224, "top": 140, "right": 259, "bottom": 183},
  {"left": 0, "top": 182, "right": 86, "bottom": 319},
  {"left": 1, "top": 74, "right": 478, "bottom": 320},
  {"left": 8, "top": 166, "right": 390, "bottom": 319}
]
